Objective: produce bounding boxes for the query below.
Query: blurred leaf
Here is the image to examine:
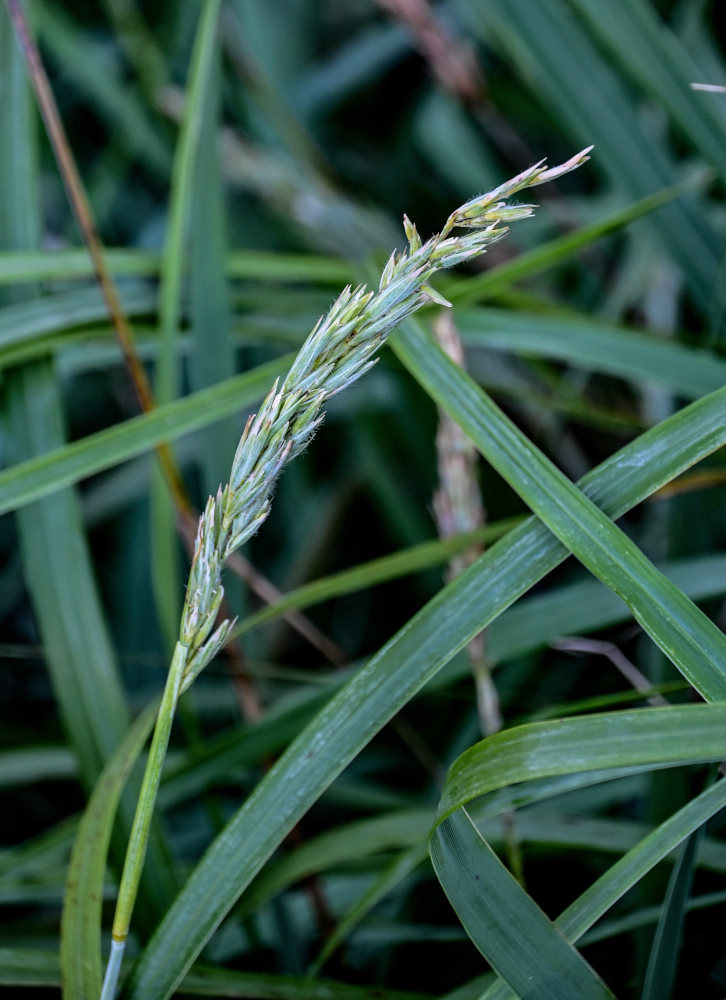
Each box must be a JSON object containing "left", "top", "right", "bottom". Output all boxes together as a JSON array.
[
  {"left": 151, "top": 0, "right": 223, "bottom": 647},
  {"left": 234, "top": 520, "right": 519, "bottom": 639},
  {"left": 456, "top": 308, "right": 726, "bottom": 398},
  {"left": 188, "top": 45, "right": 237, "bottom": 493},
  {"left": 569, "top": 0, "right": 726, "bottom": 185},
  {"left": 0, "top": 247, "right": 351, "bottom": 286},
  {"left": 455, "top": 0, "right": 724, "bottom": 318},
  {"left": 36, "top": 3, "right": 171, "bottom": 179},
  {"left": 0, "top": 355, "right": 293, "bottom": 517},
  {"left": 445, "top": 178, "right": 711, "bottom": 306},
  {"left": 0, "top": 284, "right": 155, "bottom": 365},
  {"left": 0, "top": 2, "right": 175, "bottom": 939},
  {"left": 0, "top": 946, "right": 431, "bottom": 999},
  {"left": 641, "top": 818, "right": 705, "bottom": 1000}
]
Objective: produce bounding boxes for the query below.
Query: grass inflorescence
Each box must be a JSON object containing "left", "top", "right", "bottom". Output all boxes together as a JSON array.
[{"left": 101, "top": 146, "right": 591, "bottom": 1000}]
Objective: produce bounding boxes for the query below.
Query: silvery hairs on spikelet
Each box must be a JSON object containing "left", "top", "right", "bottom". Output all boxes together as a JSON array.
[{"left": 179, "top": 147, "right": 593, "bottom": 684}]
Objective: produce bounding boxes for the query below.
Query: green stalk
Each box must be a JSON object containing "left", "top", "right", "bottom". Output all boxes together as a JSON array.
[{"left": 100, "top": 642, "right": 187, "bottom": 1000}]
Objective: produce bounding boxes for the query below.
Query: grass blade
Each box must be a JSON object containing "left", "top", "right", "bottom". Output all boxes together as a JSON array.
[
  {"left": 456, "top": 0, "right": 723, "bottom": 316},
  {"left": 434, "top": 728, "right": 726, "bottom": 1000},
  {"left": 570, "top": 0, "right": 726, "bottom": 185},
  {"left": 60, "top": 705, "right": 156, "bottom": 1000},
  {"left": 641, "top": 822, "right": 705, "bottom": 1000},
  {"left": 149, "top": 0, "right": 224, "bottom": 651},
  {"left": 0, "top": 355, "right": 293, "bottom": 517},
  {"left": 431, "top": 808, "right": 616, "bottom": 999}
]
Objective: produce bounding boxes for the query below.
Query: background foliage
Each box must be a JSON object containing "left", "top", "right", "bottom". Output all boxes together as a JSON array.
[{"left": 1, "top": 1, "right": 726, "bottom": 998}]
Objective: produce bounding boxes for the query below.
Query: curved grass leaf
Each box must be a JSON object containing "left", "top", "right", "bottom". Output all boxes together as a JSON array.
[
  {"left": 436, "top": 720, "right": 726, "bottom": 1000},
  {"left": 0, "top": 947, "right": 430, "bottom": 999},
  {"left": 431, "top": 808, "right": 616, "bottom": 999},
  {"left": 0, "top": 284, "right": 156, "bottom": 362},
  {"left": 0, "top": 247, "right": 351, "bottom": 286},
  {"left": 313, "top": 799, "right": 726, "bottom": 976},
  {"left": 436, "top": 707, "right": 726, "bottom": 822}
]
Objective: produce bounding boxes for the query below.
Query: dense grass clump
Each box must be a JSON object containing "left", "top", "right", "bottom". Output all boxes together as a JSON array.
[{"left": 1, "top": 3, "right": 726, "bottom": 1000}]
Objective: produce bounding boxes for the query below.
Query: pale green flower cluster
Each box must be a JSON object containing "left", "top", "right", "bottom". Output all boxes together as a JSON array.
[{"left": 179, "top": 146, "right": 593, "bottom": 682}]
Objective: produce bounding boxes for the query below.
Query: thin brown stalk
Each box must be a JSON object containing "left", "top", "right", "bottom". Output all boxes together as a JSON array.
[{"left": 552, "top": 635, "right": 671, "bottom": 708}]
